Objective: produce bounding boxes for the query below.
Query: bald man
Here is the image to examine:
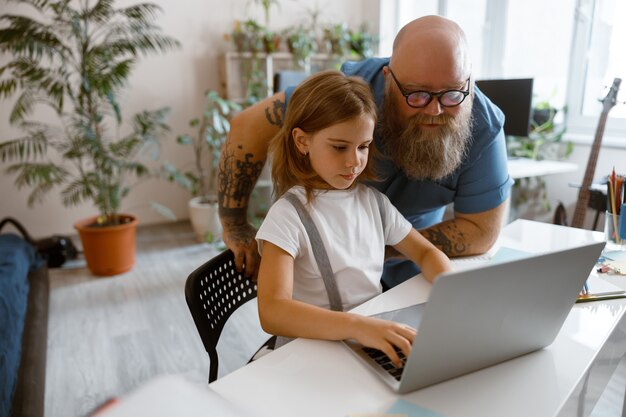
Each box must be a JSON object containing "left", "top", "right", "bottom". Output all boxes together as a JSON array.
[{"left": 218, "top": 15, "right": 513, "bottom": 289}]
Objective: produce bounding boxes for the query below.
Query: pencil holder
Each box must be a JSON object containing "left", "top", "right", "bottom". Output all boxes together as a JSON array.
[
  {"left": 620, "top": 204, "right": 626, "bottom": 239},
  {"left": 605, "top": 210, "right": 625, "bottom": 250}
]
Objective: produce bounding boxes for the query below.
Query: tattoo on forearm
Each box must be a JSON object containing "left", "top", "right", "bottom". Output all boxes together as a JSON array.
[
  {"left": 422, "top": 223, "right": 469, "bottom": 256},
  {"left": 219, "top": 209, "right": 257, "bottom": 245},
  {"left": 218, "top": 144, "right": 264, "bottom": 210},
  {"left": 264, "top": 99, "right": 284, "bottom": 127},
  {"left": 218, "top": 206, "right": 248, "bottom": 221}
]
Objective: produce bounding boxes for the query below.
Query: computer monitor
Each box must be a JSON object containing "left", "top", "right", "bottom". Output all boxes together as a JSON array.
[{"left": 475, "top": 78, "right": 534, "bottom": 137}]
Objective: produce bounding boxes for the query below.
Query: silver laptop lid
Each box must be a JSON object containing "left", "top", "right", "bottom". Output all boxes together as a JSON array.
[{"left": 396, "top": 241, "right": 605, "bottom": 393}]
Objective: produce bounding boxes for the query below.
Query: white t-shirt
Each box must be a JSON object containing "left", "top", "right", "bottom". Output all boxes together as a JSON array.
[{"left": 256, "top": 184, "right": 412, "bottom": 311}]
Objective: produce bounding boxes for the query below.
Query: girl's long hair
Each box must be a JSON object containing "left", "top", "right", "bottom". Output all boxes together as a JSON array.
[{"left": 269, "top": 70, "right": 379, "bottom": 202}]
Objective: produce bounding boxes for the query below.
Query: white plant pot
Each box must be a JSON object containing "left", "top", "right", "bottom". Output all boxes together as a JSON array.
[{"left": 188, "top": 196, "right": 222, "bottom": 243}]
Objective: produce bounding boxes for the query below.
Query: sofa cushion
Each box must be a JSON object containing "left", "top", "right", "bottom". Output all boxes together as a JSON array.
[{"left": 0, "top": 234, "right": 44, "bottom": 417}]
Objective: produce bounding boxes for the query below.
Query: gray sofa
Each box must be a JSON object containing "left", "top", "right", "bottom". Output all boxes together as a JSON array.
[{"left": 0, "top": 234, "right": 49, "bottom": 417}]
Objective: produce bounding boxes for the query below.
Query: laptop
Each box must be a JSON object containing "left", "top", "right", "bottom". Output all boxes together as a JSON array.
[{"left": 342, "top": 241, "right": 606, "bottom": 393}]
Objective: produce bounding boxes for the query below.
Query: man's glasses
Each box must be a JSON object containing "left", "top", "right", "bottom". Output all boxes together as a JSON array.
[{"left": 387, "top": 67, "right": 470, "bottom": 109}]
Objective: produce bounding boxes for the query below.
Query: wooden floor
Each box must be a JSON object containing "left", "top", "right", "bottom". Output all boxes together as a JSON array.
[
  {"left": 44, "top": 221, "right": 625, "bottom": 416},
  {"left": 44, "top": 221, "right": 269, "bottom": 417}
]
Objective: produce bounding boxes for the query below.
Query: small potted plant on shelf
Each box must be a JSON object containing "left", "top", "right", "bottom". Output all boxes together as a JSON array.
[
  {"left": 322, "top": 23, "right": 352, "bottom": 58},
  {"left": 285, "top": 25, "right": 317, "bottom": 72},
  {"left": 349, "top": 23, "right": 379, "bottom": 60},
  {"left": 229, "top": 19, "right": 265, "bottom": 53},
  {"left": 0, "top": 0, "right": 179, "bottom": 276},
  {"left": 163, "top": 91, "right": 241, "bottom": 243}
]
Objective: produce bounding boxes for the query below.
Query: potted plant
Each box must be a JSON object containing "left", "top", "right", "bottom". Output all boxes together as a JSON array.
[
  {"left": 0, "top": 0, "right": 179, "bottom": 276},
  {"left": 322, "top": 23, "right": 352, "bottom": 58},
  {"left": 285, "top": 25, "right": 317, "bottom": 71},
  {"left": 163, "top": 91, "right": 241, "bottom": 243},
  {"left": 349, "top": 23, "right": 379, "bottom": 60},
  {"left": 506, "top": 98, "right": 573, "bottom": 219}
]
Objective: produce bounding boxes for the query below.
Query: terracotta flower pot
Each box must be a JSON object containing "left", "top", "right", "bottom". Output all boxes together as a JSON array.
[{"left": 74, "top": 214, "right": 138, "bottom": 276}]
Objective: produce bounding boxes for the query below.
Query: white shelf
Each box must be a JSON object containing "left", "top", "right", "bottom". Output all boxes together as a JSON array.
[{"left": 219, "top": 52, "right": 340, "bottom": 102}]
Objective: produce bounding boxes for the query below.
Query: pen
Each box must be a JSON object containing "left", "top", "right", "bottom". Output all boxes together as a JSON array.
[{"left": 576, "top": 293, "right": 626, "bottom": 303}]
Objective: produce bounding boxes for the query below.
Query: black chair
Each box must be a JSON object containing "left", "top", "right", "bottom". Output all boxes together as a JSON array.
[{"left": 185, "top": 249, "right": 259, "bottom": 383}]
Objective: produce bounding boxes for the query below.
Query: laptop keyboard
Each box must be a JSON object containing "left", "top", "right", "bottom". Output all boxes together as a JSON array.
[{"left": 362, "top": 346, "right": 407, "bottom": 381}]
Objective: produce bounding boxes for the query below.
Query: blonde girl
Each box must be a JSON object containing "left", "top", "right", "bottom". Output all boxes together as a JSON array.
[{"left": 256, "top": 70, "right": 452, "bottom": 366}]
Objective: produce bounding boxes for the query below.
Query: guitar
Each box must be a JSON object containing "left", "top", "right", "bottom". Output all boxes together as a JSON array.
[{"left": 553, "top": 77, "right": 622, "bottom": 228}]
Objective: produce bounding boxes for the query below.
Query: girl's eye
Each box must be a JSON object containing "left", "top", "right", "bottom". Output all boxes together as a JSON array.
[
  {"left": 359, "top": 144, "right": 370, "bottom": 150},
  {"left": 332, "top": 146, "right": 346, "bottom": 151}
]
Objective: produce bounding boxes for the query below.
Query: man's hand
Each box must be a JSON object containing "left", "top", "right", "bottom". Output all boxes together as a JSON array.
[{"left": 221, "top": 217, "right": 260, "bottom": 280}]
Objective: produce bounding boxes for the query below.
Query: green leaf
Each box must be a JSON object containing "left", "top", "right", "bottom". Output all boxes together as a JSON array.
[
  {"left": 85, "top": 0, "right": 115, "bottom": 23},
  {"left": 0, "top": 131, "right": 48, "bottom": 162},
  {"left": 6, "top": 162, "right": 68, "bottom": 205},
  {"left": 120, "top": 3, "right": 162, "bottom": 21},
  {"left": 150, "top": 201, "right": 177, "bottom": 220},
  {"left": 0, "top": 78, "right": 18, "bottom": 98},
  {"left": 9, "top": 90, "right": 35, "bottom": 123},
  {"left": 162, "top": 162, "right": 195, "bottom": 192},
  {"left": 109, "top": 136, "right": 141, "bottom": 158},
  {"left": 61, "top": 177, "right": 95, "bottom": 207},
  {"left": 176, "top": 134, "right": 193, "bottom": 145}
]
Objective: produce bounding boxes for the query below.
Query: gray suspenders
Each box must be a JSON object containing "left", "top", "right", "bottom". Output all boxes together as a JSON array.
[
  {"left": 283, "top": 193, "right": 344, "bottom": 312},
  {"left": 283, "top": 188, "right": 387, "bottom": 313}
]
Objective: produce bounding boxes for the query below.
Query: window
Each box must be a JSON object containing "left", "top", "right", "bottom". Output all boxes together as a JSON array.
[
  {"left": 379, "top": 0, "right": 626, "bottom": 142},
  {"left": 568, "top": 0, "right": 626, "bottom": 139}
]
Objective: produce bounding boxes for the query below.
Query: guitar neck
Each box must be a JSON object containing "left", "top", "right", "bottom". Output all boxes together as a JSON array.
[{"left": 570, "top": 112, "right": 609, "bottom": 228}]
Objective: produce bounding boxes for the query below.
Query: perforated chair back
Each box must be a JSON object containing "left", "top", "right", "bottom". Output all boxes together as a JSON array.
[{"left": 185, "top": 249, "right": 257, "bottom": 383}]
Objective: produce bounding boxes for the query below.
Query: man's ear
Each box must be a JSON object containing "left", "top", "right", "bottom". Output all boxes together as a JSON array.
[{"left": 292, "top": 127, "right": 310, "bottom": 155}]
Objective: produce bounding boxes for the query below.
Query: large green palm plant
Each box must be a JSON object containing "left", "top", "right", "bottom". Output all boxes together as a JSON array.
[{"left": 0, "top": 0, "right": 180, "bottom": 225}]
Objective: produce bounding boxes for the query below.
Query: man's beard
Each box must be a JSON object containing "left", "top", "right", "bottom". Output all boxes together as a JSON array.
[{"left": 380, "top": 82, "right": 474, "bottom": 181}]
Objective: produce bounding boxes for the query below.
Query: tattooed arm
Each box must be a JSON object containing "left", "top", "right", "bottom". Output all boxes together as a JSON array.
[
  {"left": 219, "top": 92, "right": 286, "bottom": 278},
  {"left": 385, "top": 200, "right": 508, "bottom": 260},
  {"left": 421, "top": 201, "right": 508, "bottom": 257}
]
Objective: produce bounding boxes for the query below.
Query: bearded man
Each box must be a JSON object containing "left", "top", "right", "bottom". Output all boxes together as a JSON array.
[{"left": 218, "top": 15, "right": 513, "bottom": 289}]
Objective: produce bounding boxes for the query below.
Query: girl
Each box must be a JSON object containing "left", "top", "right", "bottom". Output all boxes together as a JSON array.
[{"left": 256, "top": 70, "right": 452, "bottom": 367}]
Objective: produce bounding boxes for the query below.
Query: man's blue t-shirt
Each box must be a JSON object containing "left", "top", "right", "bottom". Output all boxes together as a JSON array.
[{"left": 284, "top": 58, "right": 513, "bottom": 287}]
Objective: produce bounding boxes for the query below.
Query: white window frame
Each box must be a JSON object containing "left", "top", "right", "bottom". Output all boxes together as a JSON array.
[{"left": 566, "top": 0, "right": 626, "bottom": 146}]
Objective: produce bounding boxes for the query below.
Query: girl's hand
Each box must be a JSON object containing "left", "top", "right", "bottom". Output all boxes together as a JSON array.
[{"left": 352, "top": 315, "right": 416, "bottom": 367}]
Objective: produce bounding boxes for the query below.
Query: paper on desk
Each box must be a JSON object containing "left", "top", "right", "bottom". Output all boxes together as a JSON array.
[
  {"left": 450, "top": 246, "right": 530, "bottom": 271},
  {"left": 603, "top": 250, "right": 626, "bottom": 261},
  {"left": 601, "top": 250, "right": 626, "bottom": 275},
  {"left": 585, "top": 275, "right": 625, "bottom": 296},
  {"left": 347, "top": 399, "right": 443, "bottom": 417},
  {"left": 386, "top": 399, "right": 444, "bottom": 417},
  {"left": 97, "top": 375, "right": 268, "bottom": 417},
  {"left": 347, "top": 414, "right": 406, "bottom": 417}
]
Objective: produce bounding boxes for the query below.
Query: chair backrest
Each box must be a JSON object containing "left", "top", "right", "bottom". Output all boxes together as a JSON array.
[
  {"left": 273, "top": 70, "right": 308, "bottom": 93},
  {"left": 185, "top": 249, "right": 257, "bottom": 383}
]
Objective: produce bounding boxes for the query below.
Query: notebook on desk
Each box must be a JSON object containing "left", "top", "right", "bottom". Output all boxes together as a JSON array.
[{"left": 342, "top": 241, "right": 606, "bottom": 394}]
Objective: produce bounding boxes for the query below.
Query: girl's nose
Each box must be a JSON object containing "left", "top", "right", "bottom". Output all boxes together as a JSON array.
[{"left": 346, "top": 150, "right": 359, "bottom": 168}]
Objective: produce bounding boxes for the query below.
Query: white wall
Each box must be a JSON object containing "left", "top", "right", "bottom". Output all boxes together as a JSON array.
[{"left": 0, "top": 0, "right": 380, "bottom": 238}]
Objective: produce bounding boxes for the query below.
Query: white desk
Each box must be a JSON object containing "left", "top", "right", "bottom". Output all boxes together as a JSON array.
[
  {"left": 507, "top": 157, "right": 578, "bottom": 180},
  {"left": 211, "top": 220, "right": 626, "bottom": 417}
]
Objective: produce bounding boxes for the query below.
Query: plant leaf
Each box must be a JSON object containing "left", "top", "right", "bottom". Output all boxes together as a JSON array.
[{"left": 150, "top": 201, "right": 177, "bottom": 220}]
